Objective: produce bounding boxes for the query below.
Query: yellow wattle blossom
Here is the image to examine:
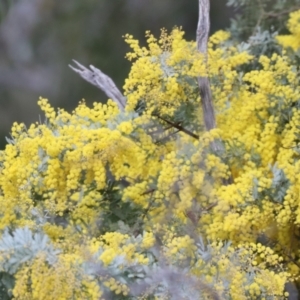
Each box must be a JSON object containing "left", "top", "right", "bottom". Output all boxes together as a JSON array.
[
  {"left": 13, "top": 254, "right": 102, "bottom": 300},
  {"left": 277, "top": 10, "right": 300, "bottom": 50}
]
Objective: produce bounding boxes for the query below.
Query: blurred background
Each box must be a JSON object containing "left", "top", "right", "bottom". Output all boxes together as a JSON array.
[{"left": 0, "top": 0, "right": 232, "bottom": 149}]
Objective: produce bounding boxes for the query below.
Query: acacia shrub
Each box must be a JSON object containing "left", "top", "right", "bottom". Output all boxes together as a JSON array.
[{"left": 1, "top": 7, "right": 300, "bottom": 300}]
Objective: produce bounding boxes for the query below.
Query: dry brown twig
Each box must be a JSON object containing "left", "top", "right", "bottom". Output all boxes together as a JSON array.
[{"left": 69, "top": 60, "right": 126, "bottom": 111}]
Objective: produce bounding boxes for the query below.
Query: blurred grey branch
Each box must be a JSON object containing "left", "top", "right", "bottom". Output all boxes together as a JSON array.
[
  {"left": 197, "top": 0, "right": 216, "bottom": 132},
  {"left": 69, "top": 60, "right": 126, "bottom": 111},
  {"left": 90, "top": 258, "right": 220, "bottom": 300},
  {"left": 129, "top": 265, "right": 221, "bottom": 300},
  {"left": 197, "top": 0, "right": 230, "bottom": 183}
]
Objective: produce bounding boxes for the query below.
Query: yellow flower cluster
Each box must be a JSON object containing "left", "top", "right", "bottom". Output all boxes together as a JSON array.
[
  {"left": 124, "top": 28, "right": 252, "bottom": 117},
  {"left": 277, "top": 10, "right": 300, "bottom": 50},
  {"left": 187, "top": 241, "right": 289, "bottom": 299},
  {"left": 0, "top": 98, "right": 156, "bottom": 231},
  {"left": 87, "top": 231, "right": 153, "bottom": 266},
  {"left": 164, "top": 234, "right": 197, "bottom": 263},
  {"left": 103, "top": 276, "right": 129, "bottom": 296},
  {"left": 13, "top": 254, "right": 102, "bottom": 300}
]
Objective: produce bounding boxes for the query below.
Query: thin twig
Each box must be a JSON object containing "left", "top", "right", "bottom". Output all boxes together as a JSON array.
[
  {"left": 154, "top": 129, "right": 180, "bottom": 144},
  {"left": 185, "top": 202, "right": 217, "bottom": 226},
  {"left": 155, "top": 114, "right": 199, "bottom": 140},
  {"left": 141, "top": 188, "right": 156, "bottom": 196},
  {"left": 69, "top": 60, "right": 126, "bottom": 111},
  {"left": 264, "top": 6, "right": 300, "bottom": 19}
]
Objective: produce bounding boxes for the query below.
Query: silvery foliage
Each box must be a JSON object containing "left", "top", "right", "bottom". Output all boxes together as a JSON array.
[
  {"left": 0, "top": 227, "right": 60, "bottom": 275},
  {"left": 126, "top": 237, "right": 233, "bottom": 300},
  {"left": 227, "top": 0, "right": 300, "bottom": 45},
  {"left": 107, "top": 111, "right": 139, "bottom": 131},
  {"left": 0, "top": 227, "right": 60, "bottom": 298},
  {"left": 157, "top": 51, "right": 177, "bottom": 79},
  {"left": 4, "top": 136, "right": 15, "bottom": 145},
  {"left": 80, "top": 233, "right": 221, "bottom": 299},
  {"left": 196, "top": 238, "right": 286, "bottom": 299},
  {"left": 227, "top": 0, "right": 300, "bottom": 9},
  {"left": 269, "top": 163, "right": 290, "bottom": 203},
  {"left": 252, "top": 163, "right": 290, "bottom": 204},
  {"left": 227, "top": 0, "right": 249, "bottom": 6}
]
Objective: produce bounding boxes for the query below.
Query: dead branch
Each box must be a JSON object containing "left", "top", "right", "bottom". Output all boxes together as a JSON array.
[
  {"left": 197, "top": 0, "right": 216, "bottom": 131},
  {"left": 69, "top": 60, "right": 126, "bottom": 111},
  {"left": 197, "top": 1, "right": 232, "bottom": 184}
]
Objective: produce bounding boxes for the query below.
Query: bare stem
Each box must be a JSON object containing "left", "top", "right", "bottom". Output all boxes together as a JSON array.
[
  {"left": 69, "top": 60, "right": 126, "bottom": 111},
  {"left": 197, "top": 1, "right": 232, "bottom": 185},
  {"left": 154, "top": 114, "right": 200, "bottom": 140},
  {"left": 197, "top": 0, "right": 216, "bottom": 132}
]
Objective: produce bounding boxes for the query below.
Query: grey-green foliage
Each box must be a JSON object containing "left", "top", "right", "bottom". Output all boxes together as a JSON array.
[
  {"left": 227, "top": 0, "right": 300, "bottom": 40},
  {"left": 252, "top": 164, "right": 290, "bottom": 205},
  {"left": 0, "top": 227, "right": 60, "bottom": 275},
  {"left": 80, "top": 233, "right": 220, "bottom": 299},
  {"left": 107, "top": 111, "right": 139, "bottom": 131},
  {"left": 269, "top": 163, "right": 290, "bottom": 203},
  {"left": 0, "top": 227, "right": 60, "bottom": 299}
]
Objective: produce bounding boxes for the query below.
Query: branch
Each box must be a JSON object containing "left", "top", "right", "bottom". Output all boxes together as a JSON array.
[
  {"left": 129, "top": 264, "right": 221, "bottom": 300},
  {"left": 197, "top": 0, "right": 210, "bottom": 55},
  {"left": 154, "top": 114, "right": 199, "bottom": 140},
  {"left": 69, "top": 60, "right": 126, "bottom": 111},
  {"left": 197, "top": 0, "right": 216, "bottom": 132},
  {"left": 196, "top": 1, "right": 232, "bottom": 184},
  {"left": 264, "top": 6, "right": 300, "bottom": 19}
]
